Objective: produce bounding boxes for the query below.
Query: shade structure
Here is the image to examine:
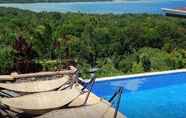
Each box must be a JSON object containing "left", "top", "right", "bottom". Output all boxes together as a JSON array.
[
  {"left": 0, "top": 75, "right": 70, "bottom": 93},
  {"left": 0, "top": 87, "right": 80, "bottom": 114}
]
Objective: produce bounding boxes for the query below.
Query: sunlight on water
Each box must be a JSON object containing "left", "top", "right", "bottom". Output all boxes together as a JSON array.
[
  {"left": 110, "top": 78, "right": 147, "bottom": 91},
  {"left": 123, "top": 78, "right": 146, "bottom": 91}
]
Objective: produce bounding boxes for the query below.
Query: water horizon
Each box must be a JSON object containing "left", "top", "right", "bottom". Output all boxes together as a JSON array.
[{"left": 0, "top": 0, "right": 186, "bottom": 14}]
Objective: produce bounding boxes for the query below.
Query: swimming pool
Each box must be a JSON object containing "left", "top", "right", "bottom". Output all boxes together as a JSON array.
[
  {"left": 92, "top": 71, "right": 186, "bottom": 118},
  {"left": 0, "top": 0, "right": 186, "bottom": 14}
]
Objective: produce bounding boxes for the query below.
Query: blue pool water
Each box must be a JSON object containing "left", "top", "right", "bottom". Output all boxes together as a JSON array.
[
  {"left": 92, "top": 72, "right": 186, "bottom": 118},
  {"left": 0, "top": 0, "right": 186, "bottom": 14}
]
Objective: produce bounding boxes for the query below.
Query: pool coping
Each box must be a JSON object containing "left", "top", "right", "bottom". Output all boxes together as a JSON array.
[{"left": 80, "top": 69, "right": 186, "bottom": 82}]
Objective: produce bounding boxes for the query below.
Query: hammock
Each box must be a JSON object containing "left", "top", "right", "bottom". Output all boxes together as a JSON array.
[{"left": 0, "top": 86, "right": 80, "bottom": 114}]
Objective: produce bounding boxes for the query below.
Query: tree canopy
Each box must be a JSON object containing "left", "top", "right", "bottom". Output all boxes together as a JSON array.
[{"left": 0, "top": 7, "right": 186, "bottom": 77}]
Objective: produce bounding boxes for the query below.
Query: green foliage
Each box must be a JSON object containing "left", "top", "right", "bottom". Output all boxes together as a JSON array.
[
  {"left": 137, "top": 48, "right": 173, "bottom": 71},
  {"left": 119, "top": 48, "right": 186, "bottom": 74},
  {"left": 37, "top": 60, "right": 58, "bottom": 71},
  {"left": 131, "top": 62, "right": 144, "bottom": 73},
  {"left": 96, "top": 58, "right": 123, "bottom": 77},
  {"left": 0, "top": 7, "right": 186, "bottom": 77},
  {"left": 0, "top": 46, "right": 15, "bottom": 73}
]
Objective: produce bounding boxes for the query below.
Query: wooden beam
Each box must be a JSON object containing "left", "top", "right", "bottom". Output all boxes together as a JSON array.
[
  {"left": 0, "top": 66, "right": 77, "bottom": 81},
  {"left": 0, "top": 75, "right": 14, "bottom": 81}
]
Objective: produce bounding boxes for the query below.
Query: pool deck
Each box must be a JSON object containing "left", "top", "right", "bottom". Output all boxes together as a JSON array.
[{"left": 93, "top": 69, "right": 186, "bottom": 82}]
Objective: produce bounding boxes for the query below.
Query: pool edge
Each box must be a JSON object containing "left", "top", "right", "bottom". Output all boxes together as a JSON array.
[{"left": 95, "top": 69, "right": 186, "bottom": 82}]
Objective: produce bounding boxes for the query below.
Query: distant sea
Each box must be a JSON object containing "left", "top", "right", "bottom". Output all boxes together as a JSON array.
[{"left": 0, "top": 0, "right": 186, "bottom": 14}]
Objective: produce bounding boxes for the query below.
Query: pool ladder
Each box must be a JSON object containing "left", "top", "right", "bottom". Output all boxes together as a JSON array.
[{"left": 109, "top": 87, "right": 123, "bottom": 118}]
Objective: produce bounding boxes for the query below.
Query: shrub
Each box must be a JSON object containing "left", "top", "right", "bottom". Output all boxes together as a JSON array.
[{"left": 0, "top": 46, "right": 15, "bottom": 73}]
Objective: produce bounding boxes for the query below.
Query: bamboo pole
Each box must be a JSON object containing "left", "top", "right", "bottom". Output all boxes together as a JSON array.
[
  {"left": 0, "top": 75, "right": 14, "bottom": 81},
  {"left": 0, "top": 66, "right": 77, "bottom": 81}
]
